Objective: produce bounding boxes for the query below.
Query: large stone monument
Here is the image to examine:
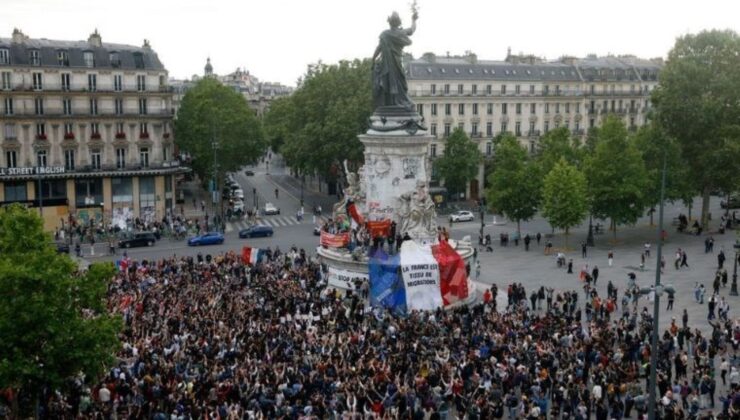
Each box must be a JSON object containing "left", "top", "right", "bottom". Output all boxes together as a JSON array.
[{"left": 318, "top": 4, "right": 475, "bottom": 300}]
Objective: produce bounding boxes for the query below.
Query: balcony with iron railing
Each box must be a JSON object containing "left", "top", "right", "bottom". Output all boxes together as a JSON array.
[
  {"left": 5, "top": 83, "right": 174, "bottom": 95},
  {"left": 0, "top": 108, "right": 174, "bottom": 119}
]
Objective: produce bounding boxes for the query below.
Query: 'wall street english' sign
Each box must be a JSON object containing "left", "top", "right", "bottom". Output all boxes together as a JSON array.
[{"left": 0, "top": 166, "right": 65, "bottom": 176}]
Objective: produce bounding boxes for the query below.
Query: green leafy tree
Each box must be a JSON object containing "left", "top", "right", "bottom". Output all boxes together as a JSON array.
[
  {"left": 264, "top": 60, "right": 373, "bottom": 182},
  {"left": 585, "top": 116, "right": 649, "bottom": 240},
  {"left": 652, "top": 29, "right": 740, "bottom": 226},
  {"left": 632, "top": 124, "right": 693, "bottom": 224},
  {"left": 536, "top": 127, "right": 583, "bottom": 174},
  {"left": 541, "top": 159, "right": 589, "bottom": 248},
  {"left": 262, "top": 96, "right": 294, "bottom": 154},
  {"left": 486, "top": 134, "right": 541, "bottom": 234},
  {"left": 435, "top": 128, "right": 483, "bottom": 198},
  {"left": 0, "top": 204, "right": 121, "bottom": 417},
  {"left": 175, "top": 77, "right": 266, "bottom": 182}
]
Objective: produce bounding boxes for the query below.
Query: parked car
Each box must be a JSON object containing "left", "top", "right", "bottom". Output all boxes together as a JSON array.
[
  {"left": 239, "top": 224, "right": 274, "bottom": 238},
  {"left": 720, "top": 194, "right": 740, "bottom": 209},
  {"left": 244, "top": 170, "right": 255, "bottom": 176},
  {"left": 54, "top": 241, "right": 70, "bottom": 254},
  {"left": 232, "top": 188, "right": 245, "bottom": 199},
  {"left": 449, "top": 210, "right": 475, "bottom": 222},
  {"left": 118, "top": 232, "right": 157, "bottom": 248},
  {"left": 264, "top": 202, "right": 280, "bottom": 215},
  {"left": 187, "top": 232, "right": 225, "bottom": 246}
]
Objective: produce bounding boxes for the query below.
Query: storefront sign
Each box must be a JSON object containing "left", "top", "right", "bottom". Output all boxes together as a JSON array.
[{"left": 0, "top": 166, "right": 65, "bottom": 176}]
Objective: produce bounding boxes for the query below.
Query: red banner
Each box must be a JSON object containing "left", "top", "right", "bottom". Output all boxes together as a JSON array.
[
  {"left": 432, "top": 240, "right": 469, "bottom": 306},
  {"left": 367, "top": 219, "right": 392, "bottom": 238},
  {"left": 347, "top": 202, "right": 365, "bottom": 226},
  {"left": 320, "top": 231, "right": 350, "bottom": 248}
]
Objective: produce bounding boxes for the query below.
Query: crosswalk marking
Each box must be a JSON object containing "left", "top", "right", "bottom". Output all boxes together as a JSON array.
[{"left": 225, "top": 215, "right": 329, "bottom": 232}]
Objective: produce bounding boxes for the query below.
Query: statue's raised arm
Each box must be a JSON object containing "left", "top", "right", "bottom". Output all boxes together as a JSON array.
[{"left": 372, "top": 5, "right": 419, "bottom": 113}]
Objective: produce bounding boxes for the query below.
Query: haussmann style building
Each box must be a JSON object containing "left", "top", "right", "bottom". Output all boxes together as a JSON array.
[
  {"left": 407, "top": 50, "right": 662, "bottom": 200},
  {"left": 0, "top": 29, "right": 187, "bottom": 230}
]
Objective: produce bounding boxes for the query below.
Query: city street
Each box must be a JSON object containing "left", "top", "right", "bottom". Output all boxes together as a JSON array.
[{"left": 83, "top": 163, "right": 740, "bottom": 336}]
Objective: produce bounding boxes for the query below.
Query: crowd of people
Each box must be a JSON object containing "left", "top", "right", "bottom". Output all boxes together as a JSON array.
[{"left": 12, "top": 230, "right": 732, "bottom": 419}]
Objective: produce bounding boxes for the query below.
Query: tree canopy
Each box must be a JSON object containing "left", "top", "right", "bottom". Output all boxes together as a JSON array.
[
  {"left": 435, "top": 128, "right": 483, "bottom": 197},
  {"left": 652, "top": 29, "right": 740, "bottom": 225},
  {"left": 585, "top": 116, "right": 649, "bottom": 239},
  {"left": 631, "top": 124, "right": 693, "bottom": 209},
  {"left": 0, "top": 204, "right": 121, "bottom": 416},
  {"left": 174, "top": 77, "right": 266, "bottom": 182},
  {"left": 486, "top": 134, "right": 541, "bottom": 233},
  {"left": 536, "top": 127, "right": 584, "bottom": 174},
  {"left": 263, "top": 59, "right": 373, "bottom": 179},
  {"left": 541, "top": 158, "right": 589, "bottom": 247}
]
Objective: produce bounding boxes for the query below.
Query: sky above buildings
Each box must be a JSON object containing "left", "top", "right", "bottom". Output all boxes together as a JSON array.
[{"left": 2, "top": 0, "right": 739, "bottom": 86}]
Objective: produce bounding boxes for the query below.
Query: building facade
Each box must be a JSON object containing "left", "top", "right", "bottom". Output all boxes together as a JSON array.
[
  {"left": 407, "top": 51, "right": 662, "bottom": 199},
  {"left": 171, "top": 59, "right": 293, "bottom": 119},
  {"left": 0, "top": 29, "right": 185, "bottom": 230}
]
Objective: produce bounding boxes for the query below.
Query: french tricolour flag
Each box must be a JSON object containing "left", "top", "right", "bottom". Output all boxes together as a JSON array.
[{"left": 241, "top": 246, "right": 263, "bottom": 266}]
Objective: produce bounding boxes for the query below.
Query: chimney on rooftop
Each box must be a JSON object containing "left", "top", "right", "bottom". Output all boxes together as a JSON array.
[
  {"left": 11, "top": 28, "right": 28, "bottom": 44},
  {"left": 88, "top": 29, "right": 102, "bottom": 47}
]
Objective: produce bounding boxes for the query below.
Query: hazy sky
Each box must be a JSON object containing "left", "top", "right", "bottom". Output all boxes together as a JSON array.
[{"left": 2, "top": 0, "right": 739, "bottom": 86}]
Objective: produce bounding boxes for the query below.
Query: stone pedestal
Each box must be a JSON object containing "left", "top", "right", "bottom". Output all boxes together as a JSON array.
[{"left": 317, "top": 111, "right": 478, "bottom": 306}]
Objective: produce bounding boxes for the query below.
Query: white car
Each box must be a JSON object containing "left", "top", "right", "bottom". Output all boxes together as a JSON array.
[
  {"left": 233, "top": 199, "right": 245, "bottom": 212},
  {"left": 232, "top": 188, "right": 244, "bottom": 199},
  {"left": 264, "top": 202, "right": 280, "bottom": 215},
  {"left": 449, "top": 210, "right": 475, "bottom": 222}
]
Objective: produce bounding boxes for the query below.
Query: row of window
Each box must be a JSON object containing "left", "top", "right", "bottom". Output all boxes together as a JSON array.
[
  {"left": 0, "top": 48, "right": 145, "bottom": 69},
  {"left": 3, "top": 176, "right": 168, "bottom": 210},
  {"left": 2, "top": 96, "right": 151, "bottom": 116},
  {"left": 418, "top": 98, "right": 643, "bottom": 118},
  {"left": 426, "top": 83, "right": 652, "bottom": 96},
  {"left": 3, "top": 122, "right": 156, "bottom": 139},
  {"left": 427, "top": 115, "right": 637, "bottom": 139},
  {"left": 5, "top": 145, "right": 159, "bottom": 171},
  {"left": 1, "top": 71, "right": 155, "bottom": 92}
]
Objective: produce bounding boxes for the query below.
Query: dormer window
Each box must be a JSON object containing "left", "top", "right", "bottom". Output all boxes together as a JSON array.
[
  {"left": 29, "top": 49, "right": 40, "bottom": 66},
  {"left": 57, "top": 50, "right": 69, "bottom": 66},
  {"left": 83, "top": 51, "right": 95, "bottom": 68},
  {"left": 109, "top": 51, "right": 120, "bottom": 67},
  {"left": 0, "top": 48, "right": 9, "bottom": 65},
  {"left": 133, "top": 52, "right": 144, "bottom": 69}
]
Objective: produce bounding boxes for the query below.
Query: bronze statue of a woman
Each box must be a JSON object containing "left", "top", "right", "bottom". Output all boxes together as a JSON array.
[{"left": 372, "top": 4, "right": 418, "bottom": 113}]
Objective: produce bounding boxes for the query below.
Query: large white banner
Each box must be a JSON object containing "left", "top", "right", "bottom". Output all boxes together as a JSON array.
[
  {"left": 327, "top": 266, "right": 369, "bottom": 291},
  {"left": 400, "top": 241, "right": 442, "bottom": 311}
]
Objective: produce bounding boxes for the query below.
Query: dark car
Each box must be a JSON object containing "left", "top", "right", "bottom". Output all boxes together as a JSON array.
[
  {"left": 239, "top": 225, "right": 274, "bottom": 238},
  {"left": 54, "top": 241, "right": 70, "bottom": 254},
  {"left": 118, "top": 232, "right": 157, "bottom": 248},
  {"left": 188, "top": 232, "right": 225, "bottom": 246},
  {"left": 244, "top": 170, "right": 255, "bottom": 176},
  {"left": 720, "top": 194, "right": 740, "bottom": 209}
]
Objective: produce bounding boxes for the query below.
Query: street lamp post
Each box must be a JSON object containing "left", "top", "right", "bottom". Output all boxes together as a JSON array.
[
  {"left": 732, "top": 242, "right": 740, "bottom": 296},
  {"left": 300, "top": 174, "right": 305, "bottom": 208},
  {"left": 586, "top": 214, "right": 595, "bottom": 247},
  {"left": 647, "top": 153, "right": 667, "bottom": 420},
  {"left": 479, "top": 199, "right": 485, "bottom": 241},
  {"left": 37, "top": 170, "right": 43, "bottom": 218}
]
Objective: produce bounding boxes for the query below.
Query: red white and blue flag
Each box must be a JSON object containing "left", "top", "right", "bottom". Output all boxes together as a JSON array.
[{"left": 241, "top": 246, "right": 263, "bottom": 266}]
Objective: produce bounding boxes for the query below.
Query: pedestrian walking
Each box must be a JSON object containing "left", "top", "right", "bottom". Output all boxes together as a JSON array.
[
  {"left": 682, "top": 308, "right": 689, "bottom": 328},
  {"left": 680, "top": 250, "right": 689, "bottom": 268},
  {"left": 667, "top": 293, "right": 674, "bottom": 310},
  {"left": 581, "top": 242, "right": 587, "bottom": 258},
  {"left": 567, "top": 259, "right": 573, "bottom": 274},
  {"left": 608, "top": 250, "right": 614, "bottom": 267},
  {"left": 536, "top": 232, "right": 541, "bottom": 245},
  {"left": 644, "top": 242, "right": 651, "bottom": 258},
  {"left": 718, "top": 250, "right": 726, "bottom": 270},
  {"left": 524, "top": 234, "right": 531, "bottom": 251},
  {"left": 592, "top": 265, "right": 599, "bottom": 285},
  {"left": 675, "top": 249, "right": 682, "bottom": 270}
]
